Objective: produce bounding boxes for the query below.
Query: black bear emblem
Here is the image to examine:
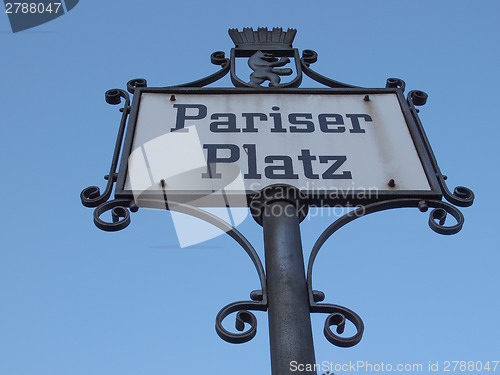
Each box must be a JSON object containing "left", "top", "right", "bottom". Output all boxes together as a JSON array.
[{"left": 248, "top": 51, "right": 293, "bottom": 87}]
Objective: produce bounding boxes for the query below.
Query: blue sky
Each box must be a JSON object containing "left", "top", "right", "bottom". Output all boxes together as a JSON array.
[{"left": 1, "top": 1, "right": 499, "bottom": 374}]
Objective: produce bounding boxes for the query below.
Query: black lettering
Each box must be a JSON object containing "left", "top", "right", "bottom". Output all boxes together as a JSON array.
[
  {"left": 242, "top": 113, "right": 267, "bottom": 133},
  {"left": 319, "top": 156, "right": 352, "bottom": 179},
  {"left": 298, "top": 149, "right": 319, "bottom": 179},
  {"left": 243, "top": 144, "right": 261, "bottom": 179},
  {"left": 264, "top": 156, "right": 298, "bottom": 179},
  {"left": 318, "top": 114, "right": 345, "bottom": 133},
  {"left": 171, "top": 104, "right": 207, "bottom": 132},
  {"left": 270, "top": 106, "right": 286, "bottom": 133},
  {"left": 289, "top": 113, "right": 314, "bottom": 133},
  {"left": 210, "top": 113, "right": 239, "bottom": 132},
  {"left": 202, "top": 144, "right": 240, "bottom": 179},
  {"left": 346, "top": 114, "right": 372, "bottom": 133}
]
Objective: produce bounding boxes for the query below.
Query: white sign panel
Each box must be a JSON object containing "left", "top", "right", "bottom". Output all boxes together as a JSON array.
[{"left": 121, "top": 91, "right": 436, "bottom": 207}]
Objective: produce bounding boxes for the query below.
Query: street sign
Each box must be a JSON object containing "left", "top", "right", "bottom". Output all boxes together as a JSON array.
[
  {"left": 116, "top": 87, "right": 441, "bottom": 207},
  {"left": 81, "top": 28, "right": 474, "bottom": 375}
]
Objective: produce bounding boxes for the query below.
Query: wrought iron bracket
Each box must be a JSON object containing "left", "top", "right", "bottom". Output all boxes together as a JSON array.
[
  {"left": 173, "top": 51, "right": 231, "bottom": 88},
  {"left": 80, "top": 88, "right": 139, "bottom": 232},
  {"left": 306, "top": 197, "right": 468, "bottom": 348},
  {"left": 300, "top": 49, "right": 359, "bottom": 89},
  {"left": 162, "top": 202, "right": 269, "bottom": 344}
]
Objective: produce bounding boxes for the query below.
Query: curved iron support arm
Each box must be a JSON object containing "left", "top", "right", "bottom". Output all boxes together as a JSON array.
[
  {"left": 168, "top": 51, "right": 231, "bottom": 88},
  {"left": 300, "top": 50, "right": 360, "bottom": 88},
  {"left": 407, "top": 90, "right": 474, "bottom": 207},
  {"left": 166, "top": 202, "right": 267, "bottom": 297},
  {"left": 163, "top": 202, "right": 268, "bottom": 344},
  {"left": 80, "top": 89, "right": 131, "bottom": 208},
  {"left": 307, "top": 198, "right": 465, "bottom": 347}
]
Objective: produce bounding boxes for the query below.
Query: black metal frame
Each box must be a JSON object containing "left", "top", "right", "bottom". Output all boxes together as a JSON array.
[
  {"left": 114, "top": 86, "right": 444, "bottom": 209},
  {"left": 80, "top": 28, "right": 474, "bottom": 374}
]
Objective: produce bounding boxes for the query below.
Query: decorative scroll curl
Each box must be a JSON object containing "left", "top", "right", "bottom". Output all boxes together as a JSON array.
[
  {"left": 93, "top": 199, "right": 138, "bottom": 232},
  {"left": 127, "top": 78, "right": 147, "bottom": 94},
  {"left": 437, "top": 178, "right": 475, "bottom": 208},
  {"left": 215, "top": 299, "right": 267, "bottom": 344},
  {"left": 419, "top": 200, "right": 464, "bottom": 235},
  {"left": 211, "top": 51, "right": 229, "bottom": 66},
  {"left": 310, "top": 302, "right": 364, "bottom": 348},
  {"left": 386, "top": 77, "right": 406, "bottom": 92}
]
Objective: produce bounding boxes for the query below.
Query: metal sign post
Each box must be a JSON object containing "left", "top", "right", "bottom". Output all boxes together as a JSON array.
[
  {"left": 81, "top": 28, "right": 474, "bottom": 374},
  {"left": 254, "top": 186, "right": 316, "bottom": 374}
]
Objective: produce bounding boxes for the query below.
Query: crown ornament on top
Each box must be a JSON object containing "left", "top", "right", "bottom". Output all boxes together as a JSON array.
[{"left": 229, "top": 27, "right": 297, "bottom": 50}]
